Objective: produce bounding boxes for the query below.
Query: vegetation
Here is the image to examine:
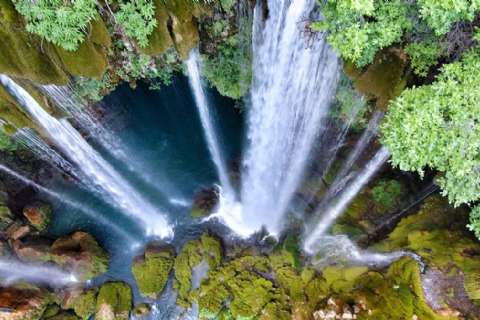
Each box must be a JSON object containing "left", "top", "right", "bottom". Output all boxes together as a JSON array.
[
  {"left": 381, "top": 51, "right": 480, "bottom": 236},
  {"left": 13, "top": 0, "right": 98, "bottom": 51},
  {"left": 115, "top": 0, "right": 157, "bottom": 48},
  {"left": 95, "top": 282, "right": 132, "bottom": 320}
]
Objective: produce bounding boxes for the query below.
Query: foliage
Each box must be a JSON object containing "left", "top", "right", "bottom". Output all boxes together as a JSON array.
[
  {"left": 468, "top": 205, "right": 480, "bottom": 239},
  {"left": 202, "top": 34, "right": 252, "bottom": 99},
  {"left": 115, "top": 0, "right": 157, "bottom": 48},
  {"left": 382, "top": 51, "right": 480, "bottom": 208},
  {"left": 0, "top": 129, "right": 17, "bottom": 151},
  {"left": 13, "top": 0, "right": 97, "bottom": 51},
  {"left": 404, "top": 40, "right": 443, "bottom": 76},
  {"left": 417, "top": 0, "right": 480, "bottom": 36},
  {"left": 313, "top": 0, "right": 412, "bottom": 67},
  {"left": 72, "top": 74, "right": 114, "bottom": 102},
  {"left": 95, "top": 282, "right": 132, "bottom": 320},
  {"left": 371, "top": 179, "right": 404, "bottom": 213}
]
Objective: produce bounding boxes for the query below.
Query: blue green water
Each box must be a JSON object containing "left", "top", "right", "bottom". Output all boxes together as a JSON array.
[{"left": 46, "top": 75, "right": 243, "bottom": 309}]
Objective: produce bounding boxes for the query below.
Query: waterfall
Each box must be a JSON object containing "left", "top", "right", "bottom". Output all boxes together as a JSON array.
[
  {"left": 303, "top": 147, "right": 390, "bottom": 253},
  {"left": 0, "top": 164, "right": 138, "bottom": 243},
  {"left": 0, "top": 258, "right": 78, "bottom": 287},
  {"left": 220, "top": 0, "right": 339, "bottom": 236},
  {"left": 0, "top": 75, "right": 172, "bottom": 238},
  {"left": 186, "top": 51, "right": 235, "bottom": 197}
]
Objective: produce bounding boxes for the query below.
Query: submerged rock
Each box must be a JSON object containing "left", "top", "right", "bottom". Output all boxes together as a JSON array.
[
  {"left": 23, "top": 202, "right": 52, "bottom": 232},
  {"left": 132, "top": 243, "right": 175, "bottom": 299},
  {"left": 95, "top": 282, "right": 132, "bottom": 320},
  {"left": 132, "top": 303, "right": 152, "bottom": 318}
]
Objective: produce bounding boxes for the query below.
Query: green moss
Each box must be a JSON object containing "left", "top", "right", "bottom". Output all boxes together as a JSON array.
[
  {"left": 378, "top": 196, "right": 480, "bottom": 303},
  {"left": 371, "top": 179, "right": 406, "bottom": 214},
  {"left": 95, "top": 282, "right": 132, "bottom": 320},
  {"left": 132, "top": 243, "right": 175, "bottom": 299},
  {"left": 139, "top": 1, "right": 173, "bottom": 56},
  {"left": 63, "top": 289, "right": 96, "bottom": 320},
  {"left": 174, "top": 233, "right": 222, "bottom": 307},
  {"left": 41, "top": 304, "right": 60, "bottom": 318},
  {"left": 43, "top": 312, "right": 81, "bottom": 320},
  {"left": 0, "top": 0, "right": 69, "bottom": 84}
]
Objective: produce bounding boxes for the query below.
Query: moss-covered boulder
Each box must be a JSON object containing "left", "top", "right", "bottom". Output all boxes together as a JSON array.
[
  {"left": 0, "top": 203, "right": 14, "bottom": 231},
  {"left": 42, "top": 311, "right": 80, "bottom": 320},
  {"left": 95, "top": 282, "right": 132, "bottom": 320},
  {"left": 174, "top": 233, "right": 222, "bottom": 307},
  {"left": 23, "top": 202, "right": 52, "bottom": 232},
  {"left": 61, "top": 288, "right": 96, "bottom": 320},
  {"left": 140, "top": 1, "right": 173, "bottom": 56},
  {"left": 132, "top": 243, "right": 175, "bottom": 299},
  {"left": 50, "top": 231, "right": 109, "bottom": 281},
  {"left": 0, "top": 285, "right": 55, "bottom": 320}
]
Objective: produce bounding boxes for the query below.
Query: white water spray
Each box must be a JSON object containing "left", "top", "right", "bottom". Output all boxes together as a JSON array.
[
  {"left": 0, "top": 258, "right": 78, "bottom": 287},
  {"left": 0, "top": 164, "right": 138, "bottom": 243},
  {"left": 186, "top": 50, "right": 235, "bottom": 197},
  {"left": 218, "top": 0, "right": 339, "bottom": 236},
  {"left": 0, "top": 75, "right": 171, "bottom": 238},
  {"left": 304, "top": 147, "right": 390, "bottom": 253}
]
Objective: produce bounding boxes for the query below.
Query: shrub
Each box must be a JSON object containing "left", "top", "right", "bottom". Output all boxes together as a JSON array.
[{"left": 115, "top": 0, "right": 157, "bottom": 48}]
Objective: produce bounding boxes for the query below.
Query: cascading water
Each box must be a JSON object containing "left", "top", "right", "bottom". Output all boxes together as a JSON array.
[
  {"left": 303, "top": 147, "right": 390, "bottom": 253},
  {"left": 0, "top": 75, "right": 171, "bottom": 237},
  {"left": 0, "top": 164, "right": 137, "bottom": 242},
  {"left": 0, "top": 258, "right": 78, "bottom": 287},
  {"left": 186, "top": 51, "right": 235, "bottom": 197},
  {"left": 217, "top": 0, "right": 340, "bottom": 237}
]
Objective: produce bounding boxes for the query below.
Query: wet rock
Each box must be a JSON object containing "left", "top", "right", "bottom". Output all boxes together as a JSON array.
[
  {"left": 23, "top": 202, "right": 52, "bottom": 232},
  {"left": 0, "top": 285, "right": 54, "bottom": 320},
  {"left": 50, "top": 231, "right": 109, "bottom": 281},
  {"left": 191, "top": 186, "right": 219, "bottom": 218},
  {"left": 61, "top": 288, "right": 96, "bottom": 320},
  {"left": 95, "top": 282, "right": 132, "bottom": 320},
  {"left": 0, "top": 205, "right": 14, "bottom": 231},
  {"left": 43, "top": 311, "right": 81, "bottom": 320},
  {"left": 10, "top": 239, "right": 51, "bottom": 263},
  {"left": 132, "top": 303, "right": 152, "bottom": 318},
  {"left": 132, "top": 243, "right": 175, "bottom": 299},
  {"left": 5, "top": 223, "right": 31, "bottom": 240}
]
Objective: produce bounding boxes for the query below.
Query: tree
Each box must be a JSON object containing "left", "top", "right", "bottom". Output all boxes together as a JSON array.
[
  {"left": 313, "top": 0, "right": 412, "bottom": 67},
  {"left": 381, "top": 50, "right": 480, "bottom": 236},
  {"left": 115, "top": 0, "right": 157, "bottom": 48},
  {"left": 13, "top": 0, "right": 97, "bottom": 51}
]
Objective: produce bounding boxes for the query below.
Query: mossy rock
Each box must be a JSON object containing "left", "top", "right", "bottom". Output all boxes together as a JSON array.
[
  {"left": 132, "top": 243, "right": 175, "bottom": 299},
  {"left": 0, "top": 285, "right": 56, "bottom": 320},
  {"left": 0, "top": 204, "right": 14, "bottom": 231},
  {"left": 42, "top": 311, "right": 81, "bottom": 320},
  {"left": 0, "top": 84, "right": 40, "bottom": 133},
  {"left": 23, "top": 201, "right": 52, "bottom": 231},
  {"left": 95, "top": 282, "right": 132, "bottom": 320},
  {"left": 345, "top": 48, "right": 408, "bottom": 110},
  {"left": 132, "top": 303, "right": 152, "bottom": 318},
  {"left": 61, "top": 288, "right": 96, "bottom": 320},
  {"left": 174, "top": 233, "right": 222, "bottom": 307},
  {"left": 140, "top": 1, "right": 173, "bottom": 56},
  {"left": 55, "top": 16, "right": 110, "bottom": 79},
  {"left": 0, "top": 0, "right": 69, "bottom": 84}
]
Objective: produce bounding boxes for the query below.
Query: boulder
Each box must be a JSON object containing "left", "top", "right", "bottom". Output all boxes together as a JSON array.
[
  {"left": 23, "top": 202, "right": 52, "bottom": 231},
  {"left": 132, "top": 303, "right": 152, "bottom": 318},
  {"left": 132, "top": 243, "right": 175, "bottom": 299},
  {"left": 191, "top": 186, "right": 219, "bottom": 218},
  {"left": 0, "top": 205, "right": 14, "bottom": 231},
  {"left": 0, "top": 285, "right": 54, "bottom": 320},
  {"left": 61, "top": 288, "right": 96, "bottom": 320},
  {"left": 95, "top": 282, "right": 132, "bottom": 320},
  {"left": 50, "top": 232, "right": 109, "bottom": 281}
]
